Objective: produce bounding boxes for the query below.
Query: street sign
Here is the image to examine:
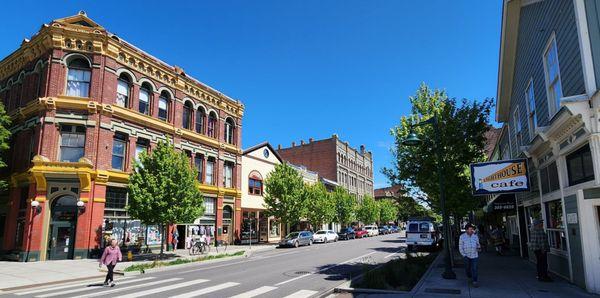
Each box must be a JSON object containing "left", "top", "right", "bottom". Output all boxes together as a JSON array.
[{"left": 470, "top": 159, "right": 530, "bottom": 195}]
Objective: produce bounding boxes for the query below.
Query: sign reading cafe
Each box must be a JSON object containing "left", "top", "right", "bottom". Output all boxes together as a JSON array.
[{"left": 470, "top": 159, "right": 530, "bottom": 195}]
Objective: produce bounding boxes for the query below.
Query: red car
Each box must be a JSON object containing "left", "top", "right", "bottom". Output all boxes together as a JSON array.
[{"left": 355, "top": 228, "right": 369, "bottom": 238}]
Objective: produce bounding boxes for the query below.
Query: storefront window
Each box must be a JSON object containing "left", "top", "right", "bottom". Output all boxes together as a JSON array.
[
  {"left": 241, "top": 211, "right": 258, "bottom": 242},
  {"left": 270, "top": 219, "right": 280, "bottom": 237},
  {"left": 546, "top": 200, "right": 566, "bottom": 252},
  {"left": 204, "top": 197, "right": 215, "bottom": 215}
]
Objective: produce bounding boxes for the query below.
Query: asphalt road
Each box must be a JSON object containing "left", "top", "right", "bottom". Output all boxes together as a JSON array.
[{"left": 7, "top": 232, "right": 407, "bottom": 298}]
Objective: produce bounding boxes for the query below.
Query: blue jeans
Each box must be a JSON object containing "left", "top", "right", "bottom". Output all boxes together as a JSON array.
[{"left": 464, "top": 257, "right": 478, "bottom": 282}]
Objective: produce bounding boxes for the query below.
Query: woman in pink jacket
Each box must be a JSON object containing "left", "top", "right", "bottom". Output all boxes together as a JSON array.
[{"left": 99, "top": 239, "right": 122, "bottom": 287}]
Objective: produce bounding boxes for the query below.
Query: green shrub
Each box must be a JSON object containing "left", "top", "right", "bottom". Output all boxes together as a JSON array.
[
  {"left": 123, "top": 250, "right": 246, "bottom": 272},
  {"left": 353, "top": 252, "right": 437, "bottom": 291}
]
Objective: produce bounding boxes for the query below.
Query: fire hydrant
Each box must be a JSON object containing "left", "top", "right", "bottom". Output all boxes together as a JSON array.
[{"left": 127, "top": 250, "right": 133, "bottom": 262}]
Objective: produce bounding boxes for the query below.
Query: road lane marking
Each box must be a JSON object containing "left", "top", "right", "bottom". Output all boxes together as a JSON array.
[
  {"left": 228, "top": 286, "right": 277, "bottom": 298},
  {"left": 34, "top": 277, "right": 155, "bottom": 298},
  {"left": 274, "top": 251, "right": 377, "bottom": 286},
  {"left": 178, "top": 250, "right": 301, "bottom": 274},
  {"left": 114, "top": 279, "right": 209, "bottom": 298},
  {"left": 169, "top": 282, "right": 240, "bottom": 298},
  {"left": 384, "top": 249, "right": 404, "bottom": 258},
  {"left": 71, "top": 277, "right": 181, "bottom": 298},
  {"left": 282, "top": 289, "right": 318, "bottom": 298},
  {"left": 14, "top": 277, "right": 134, "bottom": 295}
]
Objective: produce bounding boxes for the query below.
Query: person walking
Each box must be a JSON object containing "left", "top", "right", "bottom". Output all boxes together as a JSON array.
[
  {"left": 459, "top": 223, "right": 481, "bottom": 287},
  {"left": 528, "top": 219, "right": 552, "bottom": 282},
  {"left": 99, "top": 239, "right": 122, "bottom": 287},
  {"left": 491, "top": 226, "right": 504, "bottom": 255},
  {"left": 172, "top": 229, "right": 179, "bottom": 251}
]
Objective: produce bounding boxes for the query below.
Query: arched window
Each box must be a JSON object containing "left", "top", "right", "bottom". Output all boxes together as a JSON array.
[
  {"left": 116, "top": 74, "right": 131, "bottom": 107},
  {"left": 182, "top": 101, "right": 193, "bottom": 129},
  {"left": 225, "top": 118, "right": 235, "bottom": 144},
  {"left": 66, "top": 58, "right": 91, "bottom": 97},
  {"left": 223, "top": 205, "right": 233, "bottom": 220},
  {"left": 158, "top": 91, "right": 170, "bottom": 121},
  {"left": 139, "top": 83, "right": 152, "bottom": 115},
  {"left": 207, "top": 112, "right": 217, "bottom": 138},
  {"left": 195, "top": 107, "right": 206, "bottom": 134},
  {"left": 248, "top": 171, "right": 263, "bottom": 195}
]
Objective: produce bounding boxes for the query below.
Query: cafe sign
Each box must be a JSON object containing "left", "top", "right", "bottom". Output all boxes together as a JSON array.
[{"left": 470, "top": 159, "right": 530, "bottom": 195}]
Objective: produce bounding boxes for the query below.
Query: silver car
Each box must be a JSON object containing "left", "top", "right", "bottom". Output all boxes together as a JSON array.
[{"left": 279, "top": 231, "right": 313, "bottom": 248}]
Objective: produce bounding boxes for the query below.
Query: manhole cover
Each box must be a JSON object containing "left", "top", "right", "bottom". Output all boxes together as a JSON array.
[
  {"left": 283, "top": 269, "right": 313, "bottom": 277},
  {"left": 425, "top": 288, "right": 461, "bottom": 294},
  {"left": 295, "top": 271, "right": 311, "bottom": 275}
]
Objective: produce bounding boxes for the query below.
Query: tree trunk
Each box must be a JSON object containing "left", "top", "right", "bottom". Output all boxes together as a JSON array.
[{"left": 159, "top": 223, "right": 165, "bottom": 259}]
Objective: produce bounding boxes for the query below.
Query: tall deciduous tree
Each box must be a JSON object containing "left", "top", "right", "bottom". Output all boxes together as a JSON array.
[
  {"left": 303, "top": 182, "right": 335, "bottom": 230},
  {"left": 0, "top": 103, "right": 11, "bottom": 190},
  {"left": 378, "top": 199, "right": 398, "bottom": 224},
  {"left": 383, "top": 83, "right": 492, "bottom": 218},
  {"left": 263, "top": 163, "right": 306, "bottom": 229},
  {"left": 128, "top": 140, "right": 205, "bottom": 256},
  {"left": 357, "top": 195, "right": 379, "bottom": 225},
  {"left": 331, "top": 187, "right": 357, "bottom": 227}
]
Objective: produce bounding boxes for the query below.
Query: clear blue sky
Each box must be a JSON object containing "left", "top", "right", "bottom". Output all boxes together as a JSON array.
[{"left": 0, "top": 1, "right": 502, "bottom": 189}]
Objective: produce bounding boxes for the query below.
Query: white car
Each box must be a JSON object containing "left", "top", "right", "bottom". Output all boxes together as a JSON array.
[
  {"left": 364, "top": 225, "right": 379, "bottom": 236},
  {"left": 312, "top": 230, "right": 338, "bottom": 243}
]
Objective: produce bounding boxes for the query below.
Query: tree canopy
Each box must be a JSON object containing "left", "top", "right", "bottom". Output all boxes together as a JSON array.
[
  {"left": 378, "top": 199, "right": 398, "bottom": 224},
  {"left": 263, "top": 163, "right": 306, "bottom": 227},
  {"left": 383, "top": 83, "right": 492, "bottom": 217},
  {"left": 303, "top": 182, "right": 335, "bottom": 230},
  {"left": 127, "top": 140, "right": 204, "bottom": 255},
  {"left": 0, "top": 103, "right": 11, "bottom": 190},
  {"left": 357, "top": 195, "right": 379, "bottom": 225},
  {"left": 331, "top": 186, "right": 357, "bottom": 227}
]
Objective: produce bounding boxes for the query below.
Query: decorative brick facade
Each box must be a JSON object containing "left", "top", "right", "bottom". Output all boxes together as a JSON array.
[{"left": 0, "top": 12, "right": 243, "bottom": 261}]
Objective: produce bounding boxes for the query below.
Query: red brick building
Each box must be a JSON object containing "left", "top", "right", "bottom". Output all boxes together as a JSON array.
[
  {"left": 0, "top": 12, "right": 244, "bottom": 261},
  {"left": 277, "top": 135, "right": 374, "bottom": 197}
]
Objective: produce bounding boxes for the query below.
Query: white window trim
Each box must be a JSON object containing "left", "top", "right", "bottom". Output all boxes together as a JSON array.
[{"left": 542, "top": 33, "right": 563, "bottom": 119}]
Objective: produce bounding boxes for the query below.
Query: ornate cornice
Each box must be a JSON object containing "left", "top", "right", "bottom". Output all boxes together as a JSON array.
[{"left": 0, "top": 13, "right": 244, "bottom": 118}]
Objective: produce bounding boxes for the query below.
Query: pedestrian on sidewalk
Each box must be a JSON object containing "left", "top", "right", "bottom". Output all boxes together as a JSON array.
[
  {"left": 459, "top": 223, "right": 481, "bottom": 288},
  {"left": 99, "top": 239, "right": 122, "bottom": 287},
  {"left": 528, "top": 219, "right": 552, "bottom": 282},
  {"left": 172, "top": 229, "right": 179, "bottom": 251},
  {"left": 491, "top": 226, "right": 504, "bottom": 255}
]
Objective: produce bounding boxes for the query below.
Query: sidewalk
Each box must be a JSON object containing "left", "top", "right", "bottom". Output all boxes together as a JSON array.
[
  {"left": 409, "top": 251, "right": 596, "bottom": 298},
  {"left": 0, "top": 244, "right": 274, "bottom": 291}
]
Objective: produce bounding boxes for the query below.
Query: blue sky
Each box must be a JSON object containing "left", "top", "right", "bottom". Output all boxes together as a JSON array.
[{"left": 0, "top": 1, "right": 502, "bottom": 189}]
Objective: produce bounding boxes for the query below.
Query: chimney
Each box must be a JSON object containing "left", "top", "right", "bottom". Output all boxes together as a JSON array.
[
  {"left": 360, "top": 145, "right": 365, "bottom": 153},
  {"left": 300, "top": 140, "right": 305, "bottom": 145},
  {"left": 309, "top": 138, "right": 314, "bottom": 143},
  {"left": 278, "top": 144, "right": 282, "bottom": 150},
  {"left": 291, "top": 141, "right": 296, "bottom": 147}
]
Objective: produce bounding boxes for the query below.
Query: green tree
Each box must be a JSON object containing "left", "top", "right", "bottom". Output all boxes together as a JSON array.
[
  {"left": 127, "top": 140, "right": 204, "bottom": 256},
  {"left": 331, "top": 187, "right": 357, "bottom": 227},
  {"left": 378, "top": 199, "right": 398, "bottom": 224},
  {"left": 263, "top": 163, "right": 306, "bottom": 229},
  {"left": 357, "top": 195, "right": 379, "bottom": 225},
  {"left": 0, "top": 103, "right": 11, "bottom": 190},
  {"left": 303, "top": 182, "right": 335, "bottom": 230},
  {"left": 383, "top": 83, "right": 492, "bottom": 218}
]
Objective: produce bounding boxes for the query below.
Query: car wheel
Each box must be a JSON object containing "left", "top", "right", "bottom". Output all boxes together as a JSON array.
[
  {"left": 294, "top": 241, "right": 299, "bottom": 248},
  {"left": 335, "top": 237, "right": 338, "bottom": 242},
  {"left": 309, "top": 239, "right": 313, "bottom": 246}
]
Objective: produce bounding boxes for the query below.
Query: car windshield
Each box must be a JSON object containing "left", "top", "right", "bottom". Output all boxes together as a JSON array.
[
  {"left": 285, "top": 232, "right": 299, "bottom": 239},
  {"left": 316, "top": 231, "right": 326, "bottom": 234}
]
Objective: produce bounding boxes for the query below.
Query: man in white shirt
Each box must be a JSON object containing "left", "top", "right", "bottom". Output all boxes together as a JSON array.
[{"left": 459, "top": 223, "right": 481, "bottom": 287}]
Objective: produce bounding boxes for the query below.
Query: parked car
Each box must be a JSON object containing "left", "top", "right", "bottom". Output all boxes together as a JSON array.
[
  {"left": 338, "top": 227, "right": 356, "bottom": 240},
  {"left": 279, "top": 231, "right": 313, "bottom": 248},
  {"left": 364, "top": 225, "right": 379, "bottom": 236},
  {"left": 378, "top": 225, "right": 391, "bottom": 235},
  {"left": 406, "top": 217, "right": 441, "bottom": 251},
  {"left": 355, "top": 228, "right": 369, "bottom": 238},
  {"left": 312, "top": 230, "right": 338, "bottom": 243},
  {"left": 389, "top": 226, "right": 399, "bottom": 233}
]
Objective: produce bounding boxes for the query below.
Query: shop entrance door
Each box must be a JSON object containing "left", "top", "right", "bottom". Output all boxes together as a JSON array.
[{"left": 48, "top": 195, "right": 78, "bottom": 260}]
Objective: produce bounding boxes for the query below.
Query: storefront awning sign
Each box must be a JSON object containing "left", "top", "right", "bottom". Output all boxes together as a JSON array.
[{"left": 470, "top": 159, "right": 530, "bottom": 195}]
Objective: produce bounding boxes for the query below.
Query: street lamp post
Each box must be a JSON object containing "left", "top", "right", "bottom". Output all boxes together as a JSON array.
[{"left": 403, "top": 115, "right": 456, "bottom": 280}]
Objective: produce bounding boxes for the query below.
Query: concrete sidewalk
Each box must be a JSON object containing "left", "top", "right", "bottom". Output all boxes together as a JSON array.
[
  {"left": 409, "top": 251, "right": 596, "bottom": 298},
  {"left": 0, "top": 244, "right": 274, "bottom": 291}
]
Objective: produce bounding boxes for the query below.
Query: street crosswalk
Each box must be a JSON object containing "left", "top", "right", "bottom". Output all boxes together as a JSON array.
[{"left": 9, "top": 276, "right": 322, "bottom": 298}]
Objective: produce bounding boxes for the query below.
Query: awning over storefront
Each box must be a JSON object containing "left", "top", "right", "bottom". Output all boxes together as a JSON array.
[{"left": 483, "top": 193, "right": 516, "bottom": 213}]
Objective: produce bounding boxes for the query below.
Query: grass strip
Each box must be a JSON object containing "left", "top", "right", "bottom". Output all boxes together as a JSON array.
[{"left": 124, "top": 250, "right": 245, "bottom": 272}]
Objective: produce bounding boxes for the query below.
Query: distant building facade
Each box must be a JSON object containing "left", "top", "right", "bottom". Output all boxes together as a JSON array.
[{"left": 277, "top": 134, "right": 374, "bottom": 198}]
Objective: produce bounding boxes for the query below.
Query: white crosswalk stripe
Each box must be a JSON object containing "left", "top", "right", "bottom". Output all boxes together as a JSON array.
[
  {"left": 34, "top": 277, "right": 155, "bottom": 298},
  {"left": 282, "top": 289, "right": 319, "bottom": 298},
  {"left": 168, "top": 282, "right": 240, "bottom": 298},
  {"left": 70, "top": 277, "right": 182, "bottom": 298},
  {"left": 228, "top": 286, "right": 277, "bottom": 298},
  {"left": 14, "top": 277, "right": 134, "bottom": 295},
  {"left": 113, "top": 279, "right": 209, "bottom": 298}
]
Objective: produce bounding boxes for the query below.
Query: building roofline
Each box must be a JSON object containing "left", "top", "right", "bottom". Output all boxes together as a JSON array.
[
  {"left": 243, "top": 142, "right": 283, "bottom": 163},
  {"left": 496, "top": 0, "right": 522, "bottom": 123}
]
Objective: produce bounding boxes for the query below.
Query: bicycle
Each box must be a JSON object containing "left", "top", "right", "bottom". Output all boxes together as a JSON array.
[{"left": 189, "top": 239, "right": 211, "bottom": 255}]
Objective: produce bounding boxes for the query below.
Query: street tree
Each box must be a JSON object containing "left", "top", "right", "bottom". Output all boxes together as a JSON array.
[
  {"left": 127, "top": 140, "right": 205, "bottom": 256},
  {"left": 331, "top": 187, "right": 357, "bottom": 227},
  {"left": 303, "top": 182, "right": 335, "bottom": 230},
  {"left": 263, "top": 163, "right": 306, "bottom": 229},
  {"left": 357, "top": 195, "right": 379, "bottom": 225},
  {"left": 383, "top": 83, "right": 492, "bottom": 218},
  {"left": 378, "top": 199, "right": 398, "bottom": 224},
  {"left": 0, "top": 103, "right": 10, "bottom": 190}
]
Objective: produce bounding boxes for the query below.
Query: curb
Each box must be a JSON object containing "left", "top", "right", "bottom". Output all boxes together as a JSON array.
[{"left": 0, "top": 274, "right": 105, "bottom": 292}]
